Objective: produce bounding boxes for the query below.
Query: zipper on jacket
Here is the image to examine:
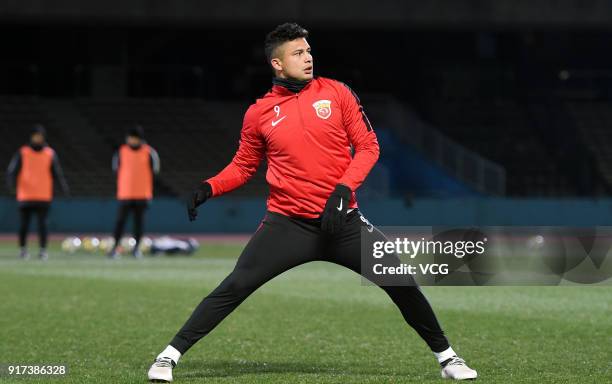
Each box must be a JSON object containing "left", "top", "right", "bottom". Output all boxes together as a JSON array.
[{"left": 295, "top": 94, "right": 306, "bottom": 132}]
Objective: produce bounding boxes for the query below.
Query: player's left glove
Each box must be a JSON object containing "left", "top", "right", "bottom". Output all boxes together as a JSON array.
[{"left": 321, "top": 184, "right": 351, "bottom": 234}]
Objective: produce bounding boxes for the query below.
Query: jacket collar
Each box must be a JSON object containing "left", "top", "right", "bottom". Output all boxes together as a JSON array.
[{"left": 271, "top": 76, "right": 314, "bottom": 95}]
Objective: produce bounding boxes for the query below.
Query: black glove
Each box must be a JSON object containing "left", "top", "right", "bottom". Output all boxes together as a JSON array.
[
  {"left": 187, "top": 182, "right": 212, "bottom": 221},
  {"left": 321, "top": 184, "right": 351, "bottom": 234}
]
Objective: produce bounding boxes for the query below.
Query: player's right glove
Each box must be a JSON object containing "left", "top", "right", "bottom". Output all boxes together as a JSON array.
[{"left": 187, "top": 182, "right": 212, "bottom": 221}]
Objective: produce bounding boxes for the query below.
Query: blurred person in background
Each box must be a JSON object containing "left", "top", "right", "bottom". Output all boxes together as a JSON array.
[
  {"left": 108, "top": 126, "right": 160, "bottom": 259},
  {"left": 6, "top": 125, "right": 70, "bottom": 260},
  {"left": 148, "top": 22, "right": 477, "bottom": 382}
]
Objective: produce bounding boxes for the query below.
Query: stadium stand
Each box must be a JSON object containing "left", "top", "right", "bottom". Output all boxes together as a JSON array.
[
  {"left": 426, "top": 98, "right": 569, "bottom": 196},
  {"left": 567, "top": 101, "right": 612, "bottom": 191},
  {"left": 74, "top": 98, "right": 268, "bottom": 197},
  {"left": 0, "top": 96, "right": 99, "bottom": 195},
  {"left": 0, "top": 90, "right": 607, "bottom": 198},
  {"left": 0, "top": 96, "right": 268, "bottom": 198},
  {"left": 417, "top": 64, "right": 609, "bottom": 196}
]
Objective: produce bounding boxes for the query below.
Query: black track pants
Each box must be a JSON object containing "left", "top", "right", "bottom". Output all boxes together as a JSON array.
[
  {"left": 19, "top": 203, "right": 50, "bottom": 249},
  {"left": 112, "top": 200, "right": 148, "bottom": 249},
  {"left": 170, "top": 210, "right": 449, "bottom": 354}
]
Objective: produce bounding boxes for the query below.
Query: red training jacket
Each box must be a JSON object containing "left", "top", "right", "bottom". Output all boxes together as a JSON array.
[{"left": 206, "top": 77, "right": 380, "bottom": 218}]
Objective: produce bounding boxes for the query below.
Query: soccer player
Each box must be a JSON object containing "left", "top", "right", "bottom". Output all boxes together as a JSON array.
[
  {"left": 108, "top": 126, "right": 160, "bottom": 259},
  {"left": 6, "top": 125, "right": 70, "bottom": 260},
  {"left": 148, "top": 23, "right": 477, "bottom": 381}
]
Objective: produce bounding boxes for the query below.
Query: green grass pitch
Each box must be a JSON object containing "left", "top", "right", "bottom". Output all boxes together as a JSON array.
[{"left": 0, "top": 240, "right": 610, "bottom": 383}]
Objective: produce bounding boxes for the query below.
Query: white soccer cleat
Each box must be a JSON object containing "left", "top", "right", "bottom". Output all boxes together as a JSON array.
[
  {"left": 107, "top": 248, "right": 121, "bottom": 260},
  {"left": 441, "top": 356, "right": 477, "bottom": 380},
  {"left": 19, "top": 248, "right": 30, "bottom": 260},
  {"left": 148, "top": 357, "right": 175, "bottom": 382}
]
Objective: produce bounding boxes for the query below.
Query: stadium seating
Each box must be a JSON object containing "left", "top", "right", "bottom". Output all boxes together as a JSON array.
[
  {"left": 567, "top": 101, "right": 612, "bottom": 191},
  {"left": 0, "top": 97, "right": 268, "bottom": 198},
  {"left": 75, "top": 98, "right": 268, "bottom": 197},
  {"left": 1, "top": 91, "right": 607, "bottom": 198},
  {"left": 426, "top": 98, "right": 572, "bottom": 196},
  {"left": 0, "top": 96, "right": 108, "bottom": 196},
  {"left": 413, "top": 60, "right": 612, "bottom": 196}
]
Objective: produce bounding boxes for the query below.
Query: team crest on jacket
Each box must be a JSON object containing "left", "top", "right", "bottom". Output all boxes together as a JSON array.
[{"left": 312, "top": 100, "right": 332, "bottom": 120}]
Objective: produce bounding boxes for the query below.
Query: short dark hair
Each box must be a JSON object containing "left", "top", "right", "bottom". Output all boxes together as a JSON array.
[
  {"left": 127, "top": 125, "right": 144, "bottom": 139},
  {"left": 31, "top": 124, "right": 46, "bottom": 138},
  {"left": 264, "top": 22, "right": 309, "bottom": 63}
]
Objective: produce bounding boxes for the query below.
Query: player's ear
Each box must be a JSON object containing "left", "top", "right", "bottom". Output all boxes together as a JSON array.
[{"left": 270, "top": 57, "right": 283, "bottom": 72}]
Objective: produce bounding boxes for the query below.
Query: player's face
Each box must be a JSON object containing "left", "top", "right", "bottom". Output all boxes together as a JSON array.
[
  {"left": 30, "top": 133, "right": 44, "bottom": 145},
  {"left": 271, "top": 38, "right": 313, "bottom": 81},
  {"left": 126, "top": 135, "right": 141, "bottom": 146}
]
